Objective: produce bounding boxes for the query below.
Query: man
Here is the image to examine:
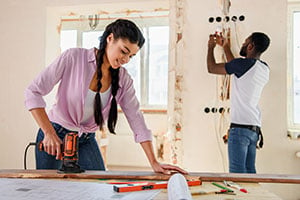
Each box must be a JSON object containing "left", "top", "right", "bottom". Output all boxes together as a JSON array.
[{"left": 206, "top": 31, "right": 270, "bottom": 173}]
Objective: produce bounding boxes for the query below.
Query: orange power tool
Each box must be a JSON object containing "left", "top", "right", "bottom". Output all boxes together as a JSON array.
[{"left": 38, "top": 132, "right": 84, "bottom": 173}]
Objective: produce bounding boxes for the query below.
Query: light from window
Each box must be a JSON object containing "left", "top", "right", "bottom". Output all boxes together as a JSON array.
[
  {"left": 123, "top": 52, "right": 141, "bottom": 102},
  {"left": 82, "top": 31, "right": 103, "bottom": 49},
  {"left": 60, "top": 30, "right": 77, "bottom": 52},
  {"left": 293, "top": 12, "right": 300, "bottom": 123},
  {"left": 148, "top": 26, "right": 169, "bottom": 106}
]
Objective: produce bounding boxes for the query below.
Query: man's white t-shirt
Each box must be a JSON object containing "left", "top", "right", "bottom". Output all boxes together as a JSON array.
[{"left": 225, "top": 58, "right": 269, "bottom": 127}]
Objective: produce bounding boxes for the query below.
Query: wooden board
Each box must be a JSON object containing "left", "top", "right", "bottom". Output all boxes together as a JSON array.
[
  {"left": 0, "top": 169, "right": 299, "bottom": 184},
  {"left": 189, "top": 172, "right": 300, "bottom": 184},
  {"left": 0, "top": 169, "right": 171, "bottom": 180}
]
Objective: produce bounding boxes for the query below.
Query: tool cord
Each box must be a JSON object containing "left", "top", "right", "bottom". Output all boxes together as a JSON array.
[{"left": 24, "top": 142, "right": 36, "bottom": 170}]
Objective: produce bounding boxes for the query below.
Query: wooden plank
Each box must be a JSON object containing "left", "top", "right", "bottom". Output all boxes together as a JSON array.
[
  {"left": 0, "top": 169, "right": 171, "bottom": 180},
  {"left": 189, "top": 172, "right": 300, "bottom": 184},
  {"left": 0, "top": 169, "right": 299, "bottom": 184}
]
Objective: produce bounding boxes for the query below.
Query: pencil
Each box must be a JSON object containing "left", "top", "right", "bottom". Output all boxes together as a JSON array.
[
  {"left": 212, "top": 182, "right": 234, "bottom": 192},
  {"left": 223, "top": 181, "right": 248, "bottom": 193},
  {"left": 191, "top": 189, "right": 228, "bottom": 196}
]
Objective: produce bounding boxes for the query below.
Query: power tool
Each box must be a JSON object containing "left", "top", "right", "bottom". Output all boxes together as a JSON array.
[{"left": 38, "top": 132, "right": 84, "bottom": 173}]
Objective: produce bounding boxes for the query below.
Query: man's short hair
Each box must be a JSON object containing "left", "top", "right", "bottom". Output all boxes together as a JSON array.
[{"left": 250, "top": 32, "right": 270, "bottom": 54}]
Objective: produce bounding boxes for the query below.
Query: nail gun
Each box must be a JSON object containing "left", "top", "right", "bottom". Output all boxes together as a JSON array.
[{"left": 38, "top": 132, "right": 84, "bottom": 173}]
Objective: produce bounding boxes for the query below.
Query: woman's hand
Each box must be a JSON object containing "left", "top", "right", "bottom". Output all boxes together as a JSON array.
[
  {"left": 140, "top": 141, "right": 188, "bottom": 175},
  {"left": 151, "top": 160, "right": 188, "bottom": 175},
  {"left": 30, "top": 108, "right": 63, "bottom": 160},
  {"left": 42, "top": 131, "right": 63, "bottom": 160}
]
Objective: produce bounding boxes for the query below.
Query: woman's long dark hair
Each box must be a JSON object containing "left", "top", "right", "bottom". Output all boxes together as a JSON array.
[{"left": 94, "top": 19, "right": 145, "bottom": 134}]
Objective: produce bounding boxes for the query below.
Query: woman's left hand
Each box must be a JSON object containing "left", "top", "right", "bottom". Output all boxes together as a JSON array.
[
  {"left": 151, "top": 161, "right": 188, "bottom": 175},
  {"left": 140, "top": 141, "right": 188, "bottom": 175}
]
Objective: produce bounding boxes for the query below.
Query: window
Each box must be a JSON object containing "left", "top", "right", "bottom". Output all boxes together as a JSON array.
[
  {"left": 60, "top": 13, "right": 169, "bottom": 109},
  {"left": 292, "top": 12, "right": 300, "bottom": 124},
  {"left": 288, "top": 4, "right": 300, "bottom": 130}
]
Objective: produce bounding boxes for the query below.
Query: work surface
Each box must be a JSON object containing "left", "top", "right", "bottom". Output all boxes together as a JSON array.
[
  {"left": 158, "top": 182, "right": 282, "bottom": 200},
  {"left": 0, "top": 178, "right": 281, "bottom": 200},
  {"left": 0, "top": 169, "right": 298, "bottom": 199}
]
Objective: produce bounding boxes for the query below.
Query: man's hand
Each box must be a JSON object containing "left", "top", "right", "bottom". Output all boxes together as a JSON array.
[
  {"left": 208, "top": 34, "right": 217, "bottom": 49},
  {"left": 215, "top": 32, "right": 225, "bottom": 46},
  {"left": 215, "top": 29, "right": 231, "bottom": 48},
  {"left": 207, "top": 32, "right": 228, "bottom": 75}
]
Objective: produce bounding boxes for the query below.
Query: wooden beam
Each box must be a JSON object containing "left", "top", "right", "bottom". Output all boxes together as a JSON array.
[
  {"left": 189, "top": 172, "right": 300, "bottom": 184},
  {"left": 0, "top": 170, "right": 170, "bottom": 180},
  {"left": 0, "top": 170, "right": 299, "bottom": 184}
]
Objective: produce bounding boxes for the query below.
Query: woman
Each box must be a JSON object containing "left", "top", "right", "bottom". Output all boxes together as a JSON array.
[{"left": 25, "top": 19, "right": 187, "bottom": 175}]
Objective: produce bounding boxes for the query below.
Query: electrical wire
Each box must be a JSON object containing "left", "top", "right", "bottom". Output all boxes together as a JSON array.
[
  {"left": 213, "top": 78, "right": 228, "bottom": 172},
  {"left": 24, "top": 142, "right": 36, "bottom": 170},
  {"left": 212, "top": 18, "right": 232, "bottom": 172},
  {"left": 217, "top": 26, "right": 232, "bottom": 101},
  {"left": 212, "top": 1, "right": 244, "bottom": 172},
  {"left": 213, "top": 111, "right": 227, "bottom": 172},
  {"left": 233, "top": 22, "right": 241, "bottom": 49},
  {"left": 218, "top": 109, "right": 230, "bottom": 167}
]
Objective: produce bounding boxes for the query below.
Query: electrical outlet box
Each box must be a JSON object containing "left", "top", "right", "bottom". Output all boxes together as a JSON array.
[{"left": 287, "top": 130, "right": 300, "bottom": 140}]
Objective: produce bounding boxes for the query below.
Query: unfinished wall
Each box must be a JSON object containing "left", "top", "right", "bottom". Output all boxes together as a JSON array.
[{"left": 174, "top": 0, "right": 300, "bottom": 198}]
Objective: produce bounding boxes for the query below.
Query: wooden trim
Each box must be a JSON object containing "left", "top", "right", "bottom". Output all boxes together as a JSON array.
[
  {"left": 140, "top": 109, "right": 167, "bottom": 114},
  {"left": 61, "top": 15, "right": 169, "bottom": 22},
  {"left": 0, "top": 170, "right": 300, "bottom": 184}
]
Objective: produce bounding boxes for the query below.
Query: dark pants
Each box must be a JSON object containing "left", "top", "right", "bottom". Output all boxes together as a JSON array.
[{"left": 35, "top": 122, "right": 105, "bottom": 170}]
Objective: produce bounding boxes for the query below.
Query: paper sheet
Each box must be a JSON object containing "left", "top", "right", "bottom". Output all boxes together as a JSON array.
[
  {"left": 167, "top": 173, "right": 192, "bottom": 200},
  {"left": 0, "top": 178, "right": 160, "bottom": 200}
]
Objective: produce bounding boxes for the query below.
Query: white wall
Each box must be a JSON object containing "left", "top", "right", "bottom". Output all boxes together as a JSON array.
[
  {"left": 0, "top": 0, "right": 49, "bottom": 169},
  {"left": 0, "top": 0, "right": 300, "bottom": 199},
  {"left": 177, "top": 0, "right": 300, "bottom": 198},
  {"left": 181, "top": 0, "right": 290, "bottom": 172}
]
